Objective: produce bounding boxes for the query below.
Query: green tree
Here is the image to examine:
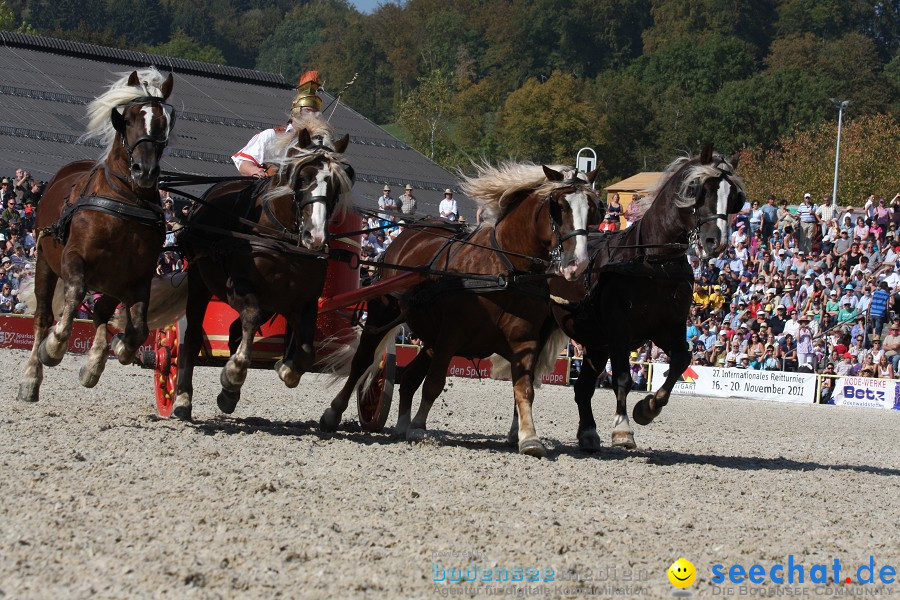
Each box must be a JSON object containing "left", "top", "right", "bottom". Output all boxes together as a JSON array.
[
  {"left": 397, "top": 70, "right": 456, "bottom": 163},
  {"left": 642, "top": 0, "right": 777, "bottom": 57},
  {"left": 143, "top": 30, "right": 226, "bottom": 64},
  {"left": 775, "top": 0, "right": 874, "bottom": 40},
  {"left": 498, "top": 71, "right": 602, "bottom": 165}
]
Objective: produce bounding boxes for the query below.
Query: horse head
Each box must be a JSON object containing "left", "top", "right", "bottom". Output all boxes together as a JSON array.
[
  {"left": 541, "top": 165, "right": 600, "bottom": 281},
  {"left": 672, "top": 144, "right": 745, "bottom": 259},
  {"left": 109, "top": 70, "right": 175, "bottom": 189},
  {"left": 277, "top": 126, "right": 353, "bottom": 251}
]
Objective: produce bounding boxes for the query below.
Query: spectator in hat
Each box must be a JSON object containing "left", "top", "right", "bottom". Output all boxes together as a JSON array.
[
  {"left": 881, "top": 318, "right": 900, "bottom": 370},
  {"left": 796, "top": 193, "right": 818, "bottom": 253},
  {"left": 439, "top": 188, "right": 458, "bottom": 222},
  {"left": 399, "top": 184, "right": 417, "bottom": 215},
  {"left": 232, "top": 70, "right": 326, "bottom": 178},
  {"left": 377, "top": 185, "right": 398, "bottom": 222},
  {"left": 835, "top": 352, "right": 856, "bottom": 376},
  {"left": 797, "top": 314, "right": 816, "bottom": 371}
]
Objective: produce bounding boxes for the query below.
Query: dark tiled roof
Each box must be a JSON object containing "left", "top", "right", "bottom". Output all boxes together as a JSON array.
[{"left": 0, "top": 32, "right": 469, "bottom": 219}]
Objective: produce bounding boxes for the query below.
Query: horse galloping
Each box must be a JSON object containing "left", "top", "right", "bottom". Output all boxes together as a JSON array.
[
  {"left": 550, "top": 145, "right": 745, "bottom": 452},
  {"left": 18, "top": 68, "right": 175, "bottom": 403},
  {"left": 320, "top": 162, "right": 598, "bottom": 458},
  {"left": 169, "top": 116, "right": 354, "bottom": 421}
]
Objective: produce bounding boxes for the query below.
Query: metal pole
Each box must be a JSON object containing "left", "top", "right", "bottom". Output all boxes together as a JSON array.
[{"left": 830, "top": 99, "right": 850, "bottom": 210}]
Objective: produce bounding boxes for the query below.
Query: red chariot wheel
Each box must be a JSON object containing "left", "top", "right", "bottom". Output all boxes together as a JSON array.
[
  {"left": 153, "top": 324, "right": 179, "bottom": 418},
  {"left": 357, "top": 341, "right": 396, "bottom": 432}
]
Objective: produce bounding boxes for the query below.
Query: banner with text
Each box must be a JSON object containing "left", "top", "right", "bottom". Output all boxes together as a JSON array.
[
  {"left": 829, "top": 376, "right": 900, "bottom": 410},
  {"left": 651, "top": 365, "right": 816, "bottom": 403}
]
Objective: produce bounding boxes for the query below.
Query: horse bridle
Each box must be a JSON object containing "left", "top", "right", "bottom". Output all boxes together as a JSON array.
[
  {"left": 270, "top": 141, "right": 354, "bottom": 241},
  {"left": 115, "top": 96, "right": 175, "bottom": 175},
  {"left": 684, "top": 161, "right": 744, "bottom": 245},
  {"left": 544, "top": 178, "right": 591, "bottom": 268}
]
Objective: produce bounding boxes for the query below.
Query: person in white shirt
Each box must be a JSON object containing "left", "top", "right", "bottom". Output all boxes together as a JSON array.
[
  {"left": 439, "top": 189, "right": 458, "bottom": 221},
  {"left": 232, "top": 70, "right": 324, "bottom": 177}
]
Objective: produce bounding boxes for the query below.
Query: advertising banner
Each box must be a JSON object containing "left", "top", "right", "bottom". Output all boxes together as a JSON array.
[
  {"left": 829, "top": 376, "right": 900, "bottom": 410},
  {"left": 651, "top": 364, "right": 816, "bottom": 403}
]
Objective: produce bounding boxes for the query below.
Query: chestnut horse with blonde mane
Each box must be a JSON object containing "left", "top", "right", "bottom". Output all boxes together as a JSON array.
[
  {"left": 18, "top": 68, "right": 175, "bottom": 403},
  {"left": 320, "top": 162, "right": 598, "bottom": 458}
]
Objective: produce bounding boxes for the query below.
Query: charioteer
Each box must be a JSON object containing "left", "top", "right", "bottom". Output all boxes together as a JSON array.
[{"left": 231, "top": 70, "right": 324, "bottom": 178}]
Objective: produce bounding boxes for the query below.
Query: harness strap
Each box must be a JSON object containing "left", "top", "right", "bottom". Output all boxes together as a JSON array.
[
  {"left": 490, "top": 227, "right": 516, "bottom": 272},
  {"left": 43, "top": 195, "right": 166, "bottom": 245}
]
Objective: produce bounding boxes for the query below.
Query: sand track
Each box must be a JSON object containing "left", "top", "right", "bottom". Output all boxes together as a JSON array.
[{"left": 1, "top": 349, "right": 898, "bottom": 598}]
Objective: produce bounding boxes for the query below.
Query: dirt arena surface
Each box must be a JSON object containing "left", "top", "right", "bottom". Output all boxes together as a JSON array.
[{"left": 1, "top": 348, "right": 898, "bottom": 599}]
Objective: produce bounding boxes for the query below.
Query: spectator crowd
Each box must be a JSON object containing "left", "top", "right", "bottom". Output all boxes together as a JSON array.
[{"left": 678, "top": 191, "right": 900, "bottom": 390}]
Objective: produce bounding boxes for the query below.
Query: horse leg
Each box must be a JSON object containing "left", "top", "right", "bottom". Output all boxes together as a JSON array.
[
  {"left": 509, "top": 353, "right": 548, "bottom": 459},
  {"left": 406, "top": 347, "right": 453, "bottom": 443},
  {"left": 110, "top": 283, "right": 151, "bottom": 365},
  {"left": 395, "top": 347, "right": 431, "bottom": 436},
  {"left": 173, "top": 275, "right": 212, "bottom": 421},
  {"left": 633, "top": 334, "right": 688, "bottom": 426},
  {"left": 217, "top": 286, "right": 262, "bottom": 414},
  {"left": 607, "top": 346, "right": 637, "bottom": 449},
  {"left": 319, "top": 326, "right": 387, "bottom": 432},
  {"left": 18, "top": 256, "right": 57, "bottom": 402},
  {"left": 78, "top": 295, "right": 118, "bottom": 388},
  {"left": 574, "top": 351, "right": 604, "bottom": 452},
  {"left": 275, "top": 309, "right": 314, "bottom": 389},
  {"left": 39, "top": 255, "right": 86, "bottom": 366}
]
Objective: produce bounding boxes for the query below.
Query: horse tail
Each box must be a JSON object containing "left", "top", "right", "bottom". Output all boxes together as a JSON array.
[
  {"left": 111, "top": 271, "right": 189, "bottom": 331},
  {"left": 16, "top": 264, "right": 65, "bottom": 318},
  {"left": 317, "top": 322, "right": 403, "bottom": 391},
  {"left": 489, "top": 328, "right": 569, "bottom": 388}
]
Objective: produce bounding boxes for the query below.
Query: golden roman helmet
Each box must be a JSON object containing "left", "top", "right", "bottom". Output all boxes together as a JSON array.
[{"left": 292, "top": 70, "right": 323, "bottom": 112}]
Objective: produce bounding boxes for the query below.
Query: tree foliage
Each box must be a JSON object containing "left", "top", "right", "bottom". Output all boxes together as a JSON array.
[
  {"left": 737, "top": 114, "right": 900, "bottom": 205},
  {"left": 4, "top": 0, "right": 897, "bottom": 184}
]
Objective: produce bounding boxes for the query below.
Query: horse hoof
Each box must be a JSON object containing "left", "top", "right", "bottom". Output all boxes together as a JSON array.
[
  {"left": 632, "top": 398, "right": 653, "bottom": 426},
  {"left": 219, "top": 368, "right": 242, "bottom": 393},
  {"left": 110, "top": 333, "right": 134, "bottom": 365},
  {"left": 578, "top": 429, "right": 602, "bottom": 453},
  {"left": 17, "top": 382, "right": 39, "bottom": 403},
  {"left": 319, "top": 409, "right": 340, "bottom": 433},
  {"left": 407, "top": 428, "right": 427, "bottom": 443},
  {"left": 78, "top": 364, "right": 101, "bottom": 388},
  {"left": 611, "top": 430, "right": 637, "bottom": 449},
  {"left": 216, "top": 388, "right": 240, "bottom": 414},
  {"left": 173, "top": 393, "right": 192, "bottom": 421},
  {"left": 172, "top": 404, "right": 193, "bottom": 422},
  {"left": 275, "top": 360, "right": 301, "bottom": 388},
  {"left": 394, "top": 415, "right": 410, "bottom": 437},
  {"left": 37, "top": 341, "right": 63, "bottom": 367},
  {"left": 518, "top": 437, "right": 547, "bottom": 459}
]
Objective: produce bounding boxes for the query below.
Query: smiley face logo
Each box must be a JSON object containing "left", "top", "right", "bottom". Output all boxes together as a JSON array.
[{"left": 668, "top": 558, "right": 696, "bottom": 588}]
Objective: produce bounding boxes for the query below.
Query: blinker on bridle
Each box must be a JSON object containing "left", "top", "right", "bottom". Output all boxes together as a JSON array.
[
  {"left": 545, "top": 178, "right": 591, "bottom": 268},
  {"left": 113, "top": 96, "right": 174, "bottom": 169}
]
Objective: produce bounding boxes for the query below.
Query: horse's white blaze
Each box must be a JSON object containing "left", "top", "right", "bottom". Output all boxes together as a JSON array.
[
  {"left": 561, "top": 190, "right": 590, "bottom": 279},
  {"left": 141, "top": 106, "right": 154, "bottom": 140},
  {"left": 308, "top": 169, "right": 330, "bottom": 244},
  {"left": 715, "top": 179, "right": 731, "bottom": 245}
]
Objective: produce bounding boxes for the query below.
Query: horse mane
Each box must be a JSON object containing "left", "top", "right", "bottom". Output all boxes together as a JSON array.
[
  {"left": 643, "top": 152, "right": 744, "bottom": 211},
  {"left": 262, "top": 115, "right": 353, "bottom": 217},
  {"left": 81, "top": 67, "right": 171, "bottom": 161},
  {"left": 459, "top": 160, "right": 586, "bottom": 226}
]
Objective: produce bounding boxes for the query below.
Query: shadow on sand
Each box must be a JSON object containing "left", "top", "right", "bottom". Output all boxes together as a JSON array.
[{"left": 173, "top": 415, "right": 900, "bottom": 478}]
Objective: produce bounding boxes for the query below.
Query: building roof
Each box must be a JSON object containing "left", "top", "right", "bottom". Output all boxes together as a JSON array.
[
  {"left": 0, "top": 32, "right": 467, "bottom": 218},
  {"left": 604, "top": 172, "right": 663, "bottom": 194}
]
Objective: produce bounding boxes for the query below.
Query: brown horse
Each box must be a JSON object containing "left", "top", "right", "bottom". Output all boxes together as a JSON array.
[
  {"left": 168, "top": 116, "right": 353, "bottom": 421},
  {"left": 320, "top": 162, "right": 598, "bottom": 458},
  {"left": 549, "top": 146, "right": 745, "bottom": 452},
  {"left": 18, "top": 68, "right": 175, "bottom": 403}
]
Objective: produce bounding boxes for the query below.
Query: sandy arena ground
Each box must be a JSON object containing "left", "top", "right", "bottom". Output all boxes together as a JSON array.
[{"left": 1, "top": 348, "right": 898, "bottom": 599}]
